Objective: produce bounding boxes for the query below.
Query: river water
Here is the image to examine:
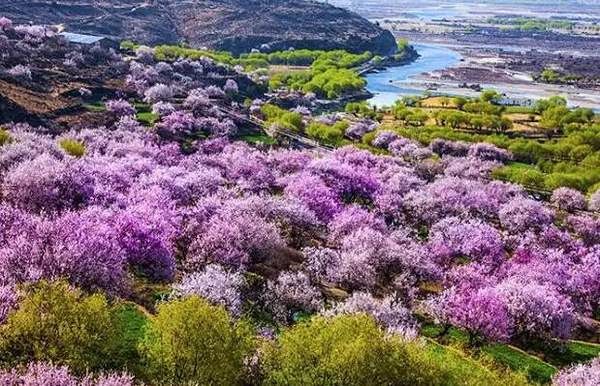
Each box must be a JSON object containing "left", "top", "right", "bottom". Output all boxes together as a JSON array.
[{"left": 365, "top": 43, "right": 461, "bottom": 107}]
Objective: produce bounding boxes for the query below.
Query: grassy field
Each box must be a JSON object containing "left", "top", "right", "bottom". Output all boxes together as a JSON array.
[{"left": 420, "top": 323, "right": 600, "bottom": 384}]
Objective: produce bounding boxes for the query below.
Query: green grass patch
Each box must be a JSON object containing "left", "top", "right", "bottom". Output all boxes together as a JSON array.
[
  {"left": 83, "top": 101, "right": 106, "bottom": 112},
  {"left": 133, "top": 102, "right": 152, "bottom": 112},
  {"left": 422, "top": 324, "right": 556, "bottom": 384},
  {"left": 534, "top": 340, "right": 600, "bottom": 368},
  {"left": 423, "top": 339, "right": 531, "bottom": 386},
  {"left": 112, "top": 302, "right": 149, "bottom": 374},
  {"left": 137, "top": 111, "right": 159, "bottom": 126},
  {"left": 133, "top": 102, "right": 159, "bottom": 125},
  {"left": 240, "top": 133, "right": 277, "bottom": 145},
  {"left": 421, "top": 324, "right": 470, "bottom": 346},
  {"left": 482, "top": 344, "right": 556, "bottom": 384}
]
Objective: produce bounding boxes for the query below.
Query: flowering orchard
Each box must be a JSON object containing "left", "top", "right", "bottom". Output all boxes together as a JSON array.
[{"left": 0, "top": 17, "right": 599, "bottom": 385}]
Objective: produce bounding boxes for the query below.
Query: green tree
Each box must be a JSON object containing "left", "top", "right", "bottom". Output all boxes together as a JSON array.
[
  {"left": 408, "top": 109, "right": 429, "bottom": 126},
  {"left": 541, "top": 68, "right": 560, "bottom": 83},
  {"left": 534, "top": 96, "right": 566, "bottom": 114},
  {"left": 480, "top": 89, "right": 501, "bottom": 104},
  {"left": 453, "top": 97, "right": 468, "bottom": 110},
  {"left": 140, "top": 296, "right": 255, "bottom": 385},
  {"left": 306, "top": 121, "right": 348, "bottom": 144},
  {"left": 0, "top": 281, "right": 120, "bottom": 374},
  {"left": 540, "top": 105, "right": 570, "bottom": 134},
  {"left": 262, "top": 314, "right": 529, "bottom": 386},
  {"left": 262, "top": 314, "right": 425, "bottom": 385}
]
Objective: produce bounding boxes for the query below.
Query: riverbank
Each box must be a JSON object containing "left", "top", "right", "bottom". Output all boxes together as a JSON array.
[
  {"left": 364, "top": 43, "right": 461, "bottom": 107},
  {"left": 364, "top": 42, "right": 600, "bottom": 110}
]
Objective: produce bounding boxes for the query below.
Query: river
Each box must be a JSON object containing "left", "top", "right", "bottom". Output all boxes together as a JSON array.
[
  {"left": 365, "top": 43, "right": 462, "bottom": 107},
  {"left": 365, "top": 43, "right": 600, "bottom": 111}
]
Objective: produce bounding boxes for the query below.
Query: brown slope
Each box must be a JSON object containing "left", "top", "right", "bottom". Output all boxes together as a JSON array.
[{"left": 0, "top": 0, "right": 397, "bottom": 55}]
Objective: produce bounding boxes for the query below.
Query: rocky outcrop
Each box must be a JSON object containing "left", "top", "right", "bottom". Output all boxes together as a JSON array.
[{"left": 1, "top": 0, "right": 397, "bottom": 55}]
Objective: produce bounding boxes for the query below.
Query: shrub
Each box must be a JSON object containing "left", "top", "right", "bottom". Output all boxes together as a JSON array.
[
  {"left": 262, "top": 314, "right": 420, "bottom": 385},
  {"left": 544, "top": 173, "right": 589, "bottom": 192},
  {"left": 305, "top": 121, "right": 347, "bottom": 145},
  {"left": 0, "top": 281, "right": 120, "bottom": 374},
  {"left": 468, "top": 143, "right": 512, "bottom": 163},
  {"left": 0, "top": 128, "right": 12, "bottom": 146},
  {"left": 59, "top": 138, "right": 86, "bottom": 157},
  {"left": 140, "top": 296, "right": 255, "bottom": 385},
  {"left": 6, "top": 65, "right": 32, "bottom": 80},
  {"left": 143, "top": 83, "right": 173, "bottom": 103},
  {"left": 262, "top": 314, "right": 529, "bottom": 386},
  {"left": 261, "top": 104, "right": 304, "bottom": 133},
  {"left": 264, "top": 271, "right": 323, "bottom": 324},
  {"left": 372, "top": 131, "right": 399, "bottom": 148}
]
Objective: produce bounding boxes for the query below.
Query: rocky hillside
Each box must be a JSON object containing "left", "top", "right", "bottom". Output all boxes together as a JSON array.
[{"left": 1, "top": 0, "right": 397, "bottom": 55}]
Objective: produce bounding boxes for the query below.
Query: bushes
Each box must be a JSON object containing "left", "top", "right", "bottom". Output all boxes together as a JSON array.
[
  {"left": 493, "top": 165, "right": 546, "bottom": 189},
  {"left": 242, "top": 49, "right": 372, "bottom": 69},
  {"left": 0, "top": 128, "right": 12, "bottom": 146},
  {"left": 59, "top": 138, "right": 86, "bottom": 157},
  {"left": 552, "top": 357, "right": 600, "bottom": 386},
  {"left": 262, "top": 314, "right": 530, "bottom": 386},
  {"left": 493, "top": 163, "right": 600, "bottom": 193},
  {"left": 550, "top": 187, "right": 587, "bottom": 211},
  {"left": 383, "top": 122, "right": 600, "bottom": 192},
  {"left": 0, "top": 281, "right": 122, "bottom": 374},
  {"left": 140, "top": 296, "right": 255, "bottom": 385},
  {"left": 261, "top": 104, "right": 304, "bottom": 132},
  {"left": 305, "top": 121, "right": 348, "bottom": 145},
  {"left": 268, "top": 52, "right": 368, "bottom": 99},
  {"left": 301, "top": 68, "right": 365, "bottom": 99},
  {"left": 262, "top": 314, "right": 419, "bottom": 385}
]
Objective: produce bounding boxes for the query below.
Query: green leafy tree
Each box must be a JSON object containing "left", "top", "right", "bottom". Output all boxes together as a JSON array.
[
  {"left": 306, "top": 121, "right": 348, "bottom": 145},
  {"left": 541, "top": 68, "right": 560, "bottom": 83},
  {"left": 534, "top": 96, "right": 567, "bottom": 114},
  {"left": 262, "top": 314, "right": 425, "bottom": 385},
  {"left": 480, "top": 89, "right": 501, "bottom": 104},
  {"left": 0, "top": 281, "right": 120, "bottom": 374},
  {"left": 540, "top": 105, "right": 570, "bottom": 133},
  {"left": 140, "top": 296, "right": 255, "bottom": 385},
  {"left": 262, "top": 314, "right": 529, "bottom": 386},
  {"left": 453, "top": 97, "right": 468, "bottom": 110}
]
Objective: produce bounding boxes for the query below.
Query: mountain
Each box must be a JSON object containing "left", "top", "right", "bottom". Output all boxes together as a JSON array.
[{"left": 0, "top": 0, "right": 397, "bottom": 55}]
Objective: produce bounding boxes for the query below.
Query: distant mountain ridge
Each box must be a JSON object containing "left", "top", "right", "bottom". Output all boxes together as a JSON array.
[{"left": 0, "top": 0, "right": 398, "bottom": 55}]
